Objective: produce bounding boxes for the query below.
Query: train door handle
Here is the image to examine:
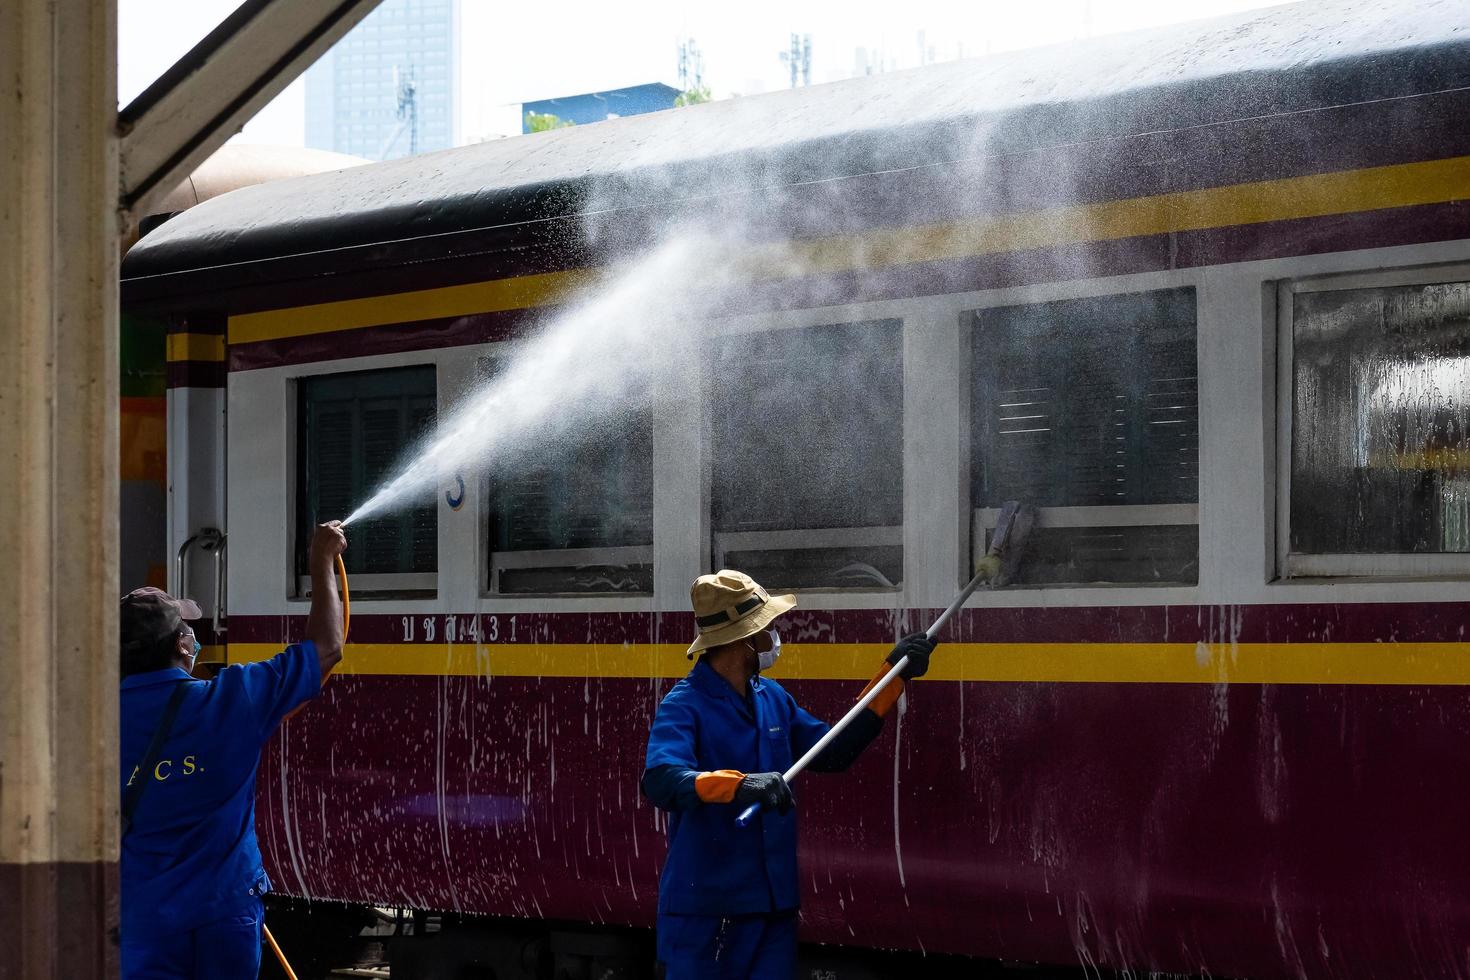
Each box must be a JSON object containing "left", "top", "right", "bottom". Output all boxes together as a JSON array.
[{"left": 175, "top": 527, "right": 226, "bottom": 634}]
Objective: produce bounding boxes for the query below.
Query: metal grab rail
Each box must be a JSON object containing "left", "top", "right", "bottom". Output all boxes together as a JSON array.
[
  {"left": 173, "top": 533, "right": 201, "bottom": 596},
  {"left": 204, "top": 532, "right": 226, "bottom": 635},
  {"left": 174, "top": 527, "right": 226, "bottom": 633}
]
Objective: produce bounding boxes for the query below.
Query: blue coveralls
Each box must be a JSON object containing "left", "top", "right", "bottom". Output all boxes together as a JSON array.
[
  {"left": 642, "top": 658, "right": 837, "bottom": 980},
  {"left": 118, "top": 643, "right": 321, "bottom": 979}
]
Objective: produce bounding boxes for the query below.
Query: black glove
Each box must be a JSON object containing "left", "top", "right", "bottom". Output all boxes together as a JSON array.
[
  {"left": 733, "top": 772, "right": 793, "bottom": 815},
  {"left": 886, "top": 632, "right": 936, "bottom": 680}
]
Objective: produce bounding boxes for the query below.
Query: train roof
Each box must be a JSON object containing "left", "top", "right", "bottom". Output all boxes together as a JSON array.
[{"left": 122, "top": 0, "right": 1470, "bottom": 299}]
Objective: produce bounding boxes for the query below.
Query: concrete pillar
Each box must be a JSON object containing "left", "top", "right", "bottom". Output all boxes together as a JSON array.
[{"left": 0, "top": 0, "right": 120, "bottom": 974}]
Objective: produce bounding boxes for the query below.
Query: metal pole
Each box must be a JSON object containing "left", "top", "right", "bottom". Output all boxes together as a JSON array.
[
  {"left": 734, "top": 502, "right": 1032, "bottom": 827},
  {"left": 733, "top": 567, "right": 992, "bottom": 828}
]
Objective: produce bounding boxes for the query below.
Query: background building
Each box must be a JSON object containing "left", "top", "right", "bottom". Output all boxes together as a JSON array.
[
  {"left": 521, "top": 82, "right": 681, "bottom": 132},
  {"left": 306, "top": 0, "right": 459, "bottom": 159}
]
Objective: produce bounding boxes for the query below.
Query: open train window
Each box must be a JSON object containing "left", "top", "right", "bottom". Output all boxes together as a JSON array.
[
  {"left": 479, "top": 358, "right": 653, "bottom": 595},
  {"left": 295, "top": 366, "right": 437, "bottom": 597},
  {"left": 970, "top": 288, "right": 1199, "bottom": 586},
  {"left": 1279, "top": 267, "right": 1470, "bottom": 578},
  {"left": 709, "top": 319, "right": 903, "bottom": 591}
]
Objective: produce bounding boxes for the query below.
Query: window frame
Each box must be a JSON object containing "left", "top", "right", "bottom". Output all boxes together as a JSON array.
[
  {"left": 487, "top": 545, "right": 655, "bottom": 596},
  {"left": 473, "top": 354, "right": 655, "bottom": 598},
  {"left": 291, "top": 364, "right": 439, "bottom": 599},
  {"left": 971, "top": 505, "right": 1199, "bottom": 588},
  {"left": 483, "top": 526, "right": 657, "bottom": 599},
  {"left": 237, "top": 242, "right": 1470, "bottom": 621},
  {"left": 705, "top": 316, "right": 907, "bottom": 594},
  {"left": 703, "top": 274, "right": 1209, "bottom": 610},
  {"left": 712, "top": 525, "right": 905, "bottom": 591},
  {"left": 1275, "top": 261, "right": 1470, "bottom": 580},
  {"left": 965, "top": 287, "right": 1202, "bottom": 589}
]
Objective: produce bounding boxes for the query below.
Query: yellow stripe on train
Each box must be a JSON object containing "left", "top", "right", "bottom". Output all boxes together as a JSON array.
[
  {"left": 226, "top": 154, "right": 1470, "bottom": 347},
  {"left": 229, "top": 269, "right": 595, "bottom": 346},
  {"left": 223, "top": 641, "right": 1470, "bottom": 685},
  {"left": 165, "top": 332, "right": 227, "bottom": 362}
]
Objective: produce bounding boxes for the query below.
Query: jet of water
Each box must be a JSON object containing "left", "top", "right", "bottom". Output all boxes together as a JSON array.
[{"left": 339, "top": 232, "right": 739, "bottom": 527}]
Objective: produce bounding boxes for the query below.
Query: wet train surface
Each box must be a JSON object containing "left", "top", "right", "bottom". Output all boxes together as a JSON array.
[{"left": 122, "top": 2, "right": 1470, "bottom": 976}]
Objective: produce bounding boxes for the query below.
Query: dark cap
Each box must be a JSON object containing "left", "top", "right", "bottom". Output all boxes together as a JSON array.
[{"left": 120, "top": 587, "right": 203, "bottom": 652}]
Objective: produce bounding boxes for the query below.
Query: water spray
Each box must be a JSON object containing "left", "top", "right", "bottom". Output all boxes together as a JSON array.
[
  {"left": 331, "top": 234, "right": 731, "bottom": 533},
  {"left": 735, "top": 500, "right": 1036, "bottom": 828}
]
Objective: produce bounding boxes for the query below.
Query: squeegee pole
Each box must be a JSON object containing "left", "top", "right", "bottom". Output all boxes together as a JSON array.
[
  {"left": 923, "top": 564, "right": 995, "bottom": 641},
  {"left": 734, "top": 564, "right": 995, "bottom": 828}
]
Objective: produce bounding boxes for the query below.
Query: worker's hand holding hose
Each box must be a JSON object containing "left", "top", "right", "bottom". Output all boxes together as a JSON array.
[
  {"left": 886, "top": 632, "right": 936, "bottom": 679},
  {"left": 733, "top": 772, "right": 793, "bottom": 815},
  {"left": 310, "top": 521, "right": 348, "bottom": 569}
]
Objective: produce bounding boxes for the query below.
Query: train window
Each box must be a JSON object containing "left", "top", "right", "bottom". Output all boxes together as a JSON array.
[
  {"left": 709, "top": 319, "right": 903, "bottom": 591},
  {"left": 295, "top": 366, "right": 437, "bottom": 597},
  {"left": 970, "top": 288, "right": 1199, "bottom": 586},
  {"left": 480, "top": 359, "right": 653, "bottom": 595},
  {"left": 1282, "top": 271, "right": 1470, "bottom": 577}
]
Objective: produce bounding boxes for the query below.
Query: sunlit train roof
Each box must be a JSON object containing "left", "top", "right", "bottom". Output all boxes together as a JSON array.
[{"left": 123, "top": 0, "right": 1469, "bottom": 289}]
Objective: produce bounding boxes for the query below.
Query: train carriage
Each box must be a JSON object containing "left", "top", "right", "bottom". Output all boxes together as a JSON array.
[{"left": 121, "top": 2, "right": 1470, "bottom": 976}]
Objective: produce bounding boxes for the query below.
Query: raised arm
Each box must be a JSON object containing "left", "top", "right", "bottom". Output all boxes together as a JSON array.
[
  {"left": 304, "top": 522, "right": 348, "bottom": 678},
  {"left": 801, "top": 632, "right": 936, "bottom": 773}
]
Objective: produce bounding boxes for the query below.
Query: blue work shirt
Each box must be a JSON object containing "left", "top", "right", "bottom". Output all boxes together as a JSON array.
[
  {"left": 642, "top": 658, "right": 831, "bottom": 916},
  {"left": 118, "top": 643, "right": 321, "bottom": 938}
]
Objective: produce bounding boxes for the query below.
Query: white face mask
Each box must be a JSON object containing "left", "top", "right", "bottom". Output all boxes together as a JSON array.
[{"left": 756, "top": 629, "right": 782, "bottom": 672}]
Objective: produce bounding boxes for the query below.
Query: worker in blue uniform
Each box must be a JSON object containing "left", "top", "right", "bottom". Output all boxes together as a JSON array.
[
  {"left": 117, "top": 521, "right": 347, "bottom": 980},
  {"left": 642, "top": 569, "right": 934, "bottom": 979}
]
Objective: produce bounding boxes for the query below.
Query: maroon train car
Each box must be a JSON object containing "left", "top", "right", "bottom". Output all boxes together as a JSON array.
[{"left": 121, "top": 3, "right": 1470, "bottom": 976}]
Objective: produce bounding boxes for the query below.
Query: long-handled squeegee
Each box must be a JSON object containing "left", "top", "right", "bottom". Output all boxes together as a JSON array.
[{"left": 735, "top": 500, "right": 1035, "bottom": 828}]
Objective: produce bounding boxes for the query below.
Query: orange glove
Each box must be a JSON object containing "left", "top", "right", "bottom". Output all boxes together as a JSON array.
[
  {"left": 694, "top": 769, "right": 745, "bottom": 803},
  {"left": 857, "top": 666, "right": 905, "bottom": 717}
]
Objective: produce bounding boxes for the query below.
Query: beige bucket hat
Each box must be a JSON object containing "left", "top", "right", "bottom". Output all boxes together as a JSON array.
[{"left": 686, "top": 569, "right": 796, "bottom": 657}]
